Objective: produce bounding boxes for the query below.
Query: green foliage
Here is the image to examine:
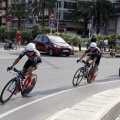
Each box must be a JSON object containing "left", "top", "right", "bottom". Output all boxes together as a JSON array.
[
  {"left": 1, "top": 26, "right": 120, "bottom": 48},
  {"left": 20, "top": 29, "right": 33, "bottom": 43},
  {"left": 116, "top": 45, "right": 120, "bottom": 51},
  {"left": 53, "top": 32, "right": 82, "bottom": 45},
  {"left": 106, "top": 34, "right": 117, "bottom": 45}
]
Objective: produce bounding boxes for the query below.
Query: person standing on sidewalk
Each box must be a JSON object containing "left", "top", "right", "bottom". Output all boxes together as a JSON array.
[
  {"left": 15, "top": 31, "right": 21, "bottom": 49},
  {"left": 91, "top": 35, "right": 97, "bottom": 43}
]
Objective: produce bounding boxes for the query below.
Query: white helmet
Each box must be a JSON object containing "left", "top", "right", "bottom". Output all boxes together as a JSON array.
[
  {"left": 26, "top": 43, "right": 36, "bottom": 51},
  {"left": 90, "top": 42, "right": 97, "bottom": 48}
]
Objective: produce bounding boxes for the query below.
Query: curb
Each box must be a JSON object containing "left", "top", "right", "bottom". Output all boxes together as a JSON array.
[{"left": 47, "top": 88, "right": 120, "bottom": 120}]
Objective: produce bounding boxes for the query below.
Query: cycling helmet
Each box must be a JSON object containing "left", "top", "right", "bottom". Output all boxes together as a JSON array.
[
  {"left": 26, "top": 43, "right": 36, "bottom": 51},
  {"left": 90, "top": 42, "right": 97, "bottom": 48}
]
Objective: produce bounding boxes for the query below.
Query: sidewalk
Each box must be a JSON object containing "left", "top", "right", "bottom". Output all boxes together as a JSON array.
[{"left": 47, "top": 87, "right": 120, "bottom": 120}]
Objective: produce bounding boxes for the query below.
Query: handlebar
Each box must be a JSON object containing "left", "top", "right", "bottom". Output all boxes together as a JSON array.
[
  {"left": 81, "top": 60, "right": 91, "bottom": 67},
  {"left": 10, "top": 68, "right": 20, "bottom": 73}
]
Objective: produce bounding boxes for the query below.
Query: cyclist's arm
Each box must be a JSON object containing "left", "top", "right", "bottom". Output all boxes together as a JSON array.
[
  {"left": 11, "top": 57, "right": 20, "bottom": 68},
  {"left": 11, "top": 49, "right": 26, "bottom": 68},
  {"left": 79, "top": 48, "right": 90, "bottom": 60},
  {"left": 79, "top": 52, "right": 86, "bottom": 60}
]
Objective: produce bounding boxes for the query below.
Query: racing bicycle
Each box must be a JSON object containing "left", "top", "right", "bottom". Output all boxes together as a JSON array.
[
  {"left": 72, "top": 60, "right": 98, "bottom": 86},
  {"left": 0, "top": 68, "right": 37, "bottom": 104}
]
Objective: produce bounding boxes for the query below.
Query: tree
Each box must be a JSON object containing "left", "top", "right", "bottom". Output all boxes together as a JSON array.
[
  {"left": 32, "top": 0, "right": 55, "bottom": 27},
  {"left": 71, "top": 1, "right": 93, "bottom": 37},
  {"left": 72, "top": 0, "right": 116, "bottom": 35},
  {"left": 90, "top": 0, "right": 116, "bottom": 34},
  {"left": 8, "top": 0, "right": 28, "bottom": 28}
]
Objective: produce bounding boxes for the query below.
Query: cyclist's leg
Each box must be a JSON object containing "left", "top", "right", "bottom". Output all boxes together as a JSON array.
[
  {"left": 22, "top": 59, "right": 33, "bottom": 88},
  {"left": 86, "top": 56, "right": 92, "bottom": 63},
  {"left": 91, "top": 56, "right": 101, "bottom": 79}
]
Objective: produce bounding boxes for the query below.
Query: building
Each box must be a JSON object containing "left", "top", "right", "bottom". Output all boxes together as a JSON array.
[
  {"left": 0, "top": 0, "right": 7, "bottom": 25},
  {"left": 0, "top": 0, "right": 120, "bottom": 35}
]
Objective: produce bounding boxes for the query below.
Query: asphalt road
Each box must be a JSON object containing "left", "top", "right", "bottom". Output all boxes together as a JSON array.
[{"left": 0, "top": 47, "right": 120, "bottom": 120}]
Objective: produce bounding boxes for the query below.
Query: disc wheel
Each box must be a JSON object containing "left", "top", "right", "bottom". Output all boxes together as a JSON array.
[
  {"left": 72, "top": 67, "right": 84, "bottom": 86},
  {"left": 21, "top": 74, "right": 37, "bottom": 97}
]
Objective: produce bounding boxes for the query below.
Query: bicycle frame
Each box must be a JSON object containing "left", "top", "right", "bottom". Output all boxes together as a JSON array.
[{"left": 9, "top": 68, "right": 28, "bottom": 93}]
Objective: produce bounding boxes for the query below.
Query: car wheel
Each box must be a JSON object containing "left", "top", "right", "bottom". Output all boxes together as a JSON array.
[{"left": 48, "top": 49, "right": 53, "bottom": 56}]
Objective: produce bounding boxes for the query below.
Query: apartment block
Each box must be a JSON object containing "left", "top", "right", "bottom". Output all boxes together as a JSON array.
[{"left": 0, "top": 0, "right": 120, "bottom": 34}]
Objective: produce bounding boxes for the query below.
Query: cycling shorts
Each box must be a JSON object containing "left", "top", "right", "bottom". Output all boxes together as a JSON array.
[
  {"left": 90, "top": 54, "right": 101, "bottom": 66},
  {"left": 23, "top": 59, "right": 41, "bottom": 70}
]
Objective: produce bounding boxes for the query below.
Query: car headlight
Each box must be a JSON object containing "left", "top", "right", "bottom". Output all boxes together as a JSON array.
[{"left": 54, "top": 44, "right": 61, "bottom": 48}]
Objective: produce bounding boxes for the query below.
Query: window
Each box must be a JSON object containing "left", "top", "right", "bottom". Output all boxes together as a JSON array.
[
  {"left": 64, "top": 2, "right": 76, "bottom": 9},
  {"left": 43, "top": 36, "right": 49, "bottom": 43},
  {"left": 63, "top": 12, "right": 71, "bottom": 20},
  {"left": 37, "top": 35, "right": 43, "bottom": 42}
]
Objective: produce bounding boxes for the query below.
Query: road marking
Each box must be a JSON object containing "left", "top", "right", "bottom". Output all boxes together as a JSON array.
[
  {"left": 46, "top": 108, "right": 70, "bottom": 120},
  {"left": 0, "top": 80, "right": 119, "bottom": 119}
]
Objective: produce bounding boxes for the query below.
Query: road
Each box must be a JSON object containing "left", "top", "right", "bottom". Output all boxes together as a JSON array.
[{"left": 0, "top": 47, "right": 120, "bottom": 120}]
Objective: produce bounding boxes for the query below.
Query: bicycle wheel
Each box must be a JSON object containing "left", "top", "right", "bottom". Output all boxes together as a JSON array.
[
  {"left": 21, "top": 74, "right": 37, "bottom": 97},
  {"left": 72, "top": 67, "right": 84, "bottom": 86},
  {"left": 0, "top": 78, "right": 17, "bottom": 104}
]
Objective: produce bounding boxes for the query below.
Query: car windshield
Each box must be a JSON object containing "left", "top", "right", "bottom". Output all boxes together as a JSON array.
[{"left": 48, "top": 36, "right": 66, "bottom": 43}]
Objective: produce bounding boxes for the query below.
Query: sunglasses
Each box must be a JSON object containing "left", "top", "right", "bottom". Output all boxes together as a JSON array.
[
  {"left": 27, "top": 51, "right": 34, "bottom": 53},
  {"left": 91, "top": 47, "right": 95, "bottom": 49}
]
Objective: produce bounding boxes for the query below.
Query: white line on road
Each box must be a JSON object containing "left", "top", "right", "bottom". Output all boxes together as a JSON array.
[
  {"left": 0, "top": 80, "right": 118, "bottom": 119},
  {"left": 46, "top": 108, "right": 70, "bottom": 120}
]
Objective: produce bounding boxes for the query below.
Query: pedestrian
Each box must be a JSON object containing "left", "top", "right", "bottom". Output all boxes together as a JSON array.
[
  {"left": 15, "top": 31, "right": 21, "bottom": 49},
  {"left": 91, "top": 35, "right": 97, "bottom": 43}
]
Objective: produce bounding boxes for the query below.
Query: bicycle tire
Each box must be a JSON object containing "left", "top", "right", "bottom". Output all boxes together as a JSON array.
[
  {"left": 0, "top": 78, "right": 17, "bottom": 104},
  {"left": 72, "top": 67, "right": 84, "bottom": 86},
  {"left": 21, "top": 74, "right": 37, "bottom": 97},
  {"left": 87, "top": 67, "right": 98, "bottom": 83}
]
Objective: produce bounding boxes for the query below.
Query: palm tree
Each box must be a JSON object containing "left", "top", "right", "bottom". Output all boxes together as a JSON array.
[
  {"left": 90, "top": 0, "right": 116, "bottom": 34},
  {"left": 72, "top": 0, "right": 116, "bottom": 35},
  {"left": 32, "top": 0, "right": 55, "bottom": 27},
  {"left": 8, "top": 0, "right": 28, "bottom": 28},
  {"left": 71, "top": 1, "right": 93, "bottom": 36}
]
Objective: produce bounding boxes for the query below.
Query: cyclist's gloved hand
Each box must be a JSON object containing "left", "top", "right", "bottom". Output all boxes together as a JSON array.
[
  {"left": 77, "top": 59, "right": 80, "bottom": 63},
  {"left": 7, "top": 67, "right": 13, "bottom": 71}
]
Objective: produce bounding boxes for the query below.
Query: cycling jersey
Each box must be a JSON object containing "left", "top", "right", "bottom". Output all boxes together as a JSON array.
[
  {"left": 85, "top": 47, "right": 101, "bottom": 65},
  {"left": 85, "top": 47, "right": 101, "bottom": 58},
  {"left": 19, "top": 48, "right": 42, "bottom": 68}
]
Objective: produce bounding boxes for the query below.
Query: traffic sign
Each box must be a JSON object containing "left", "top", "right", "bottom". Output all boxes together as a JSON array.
[
  {"left": 49, "top": 21, "right": 55, "bottom": 28},
  {"left": 7, "top": 22, "right": 11, "bottom": 27},
  {"left": 6, "top": 15, "right": 12, "bottom": 22},
  {"left": 49, "top": 13, "right": 55, "bottom": 21}
]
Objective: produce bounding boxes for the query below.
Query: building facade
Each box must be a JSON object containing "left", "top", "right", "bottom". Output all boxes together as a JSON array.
[{"left": 0, "top": 0, "right": 120, "bottom": 35}]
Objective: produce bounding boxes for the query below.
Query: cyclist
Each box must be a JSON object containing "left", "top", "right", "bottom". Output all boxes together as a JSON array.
[
  {"left": 77, "top": 42, "right": 102, "bottom": 83},
  {"left": 7, "top": 43, "right": 42, "bottom": 89}
]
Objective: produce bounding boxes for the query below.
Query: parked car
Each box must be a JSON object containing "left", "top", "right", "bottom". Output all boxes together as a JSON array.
[{"left": 33, "top": 34, "right": 73, "bottom": 56}]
